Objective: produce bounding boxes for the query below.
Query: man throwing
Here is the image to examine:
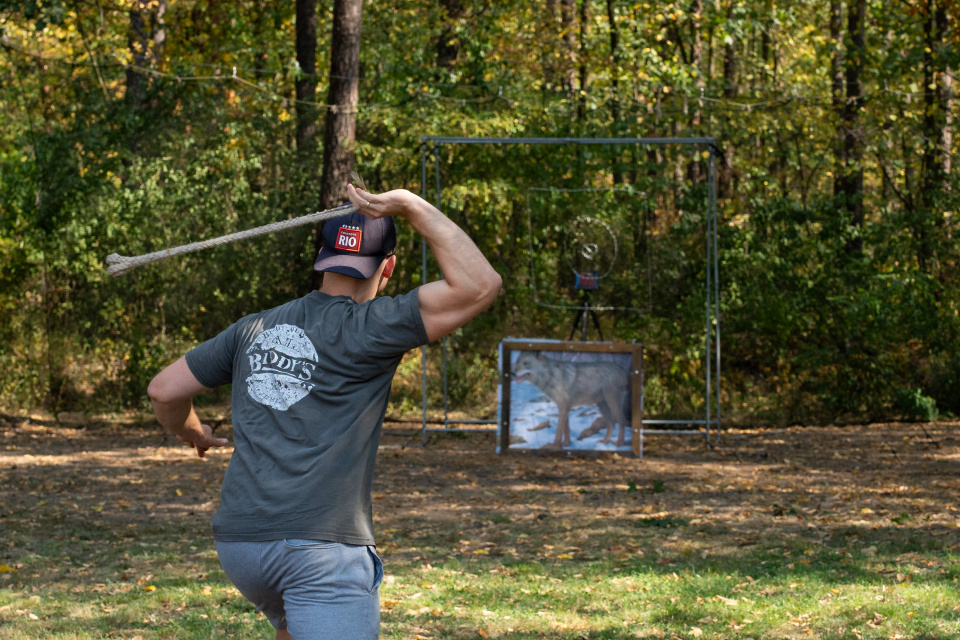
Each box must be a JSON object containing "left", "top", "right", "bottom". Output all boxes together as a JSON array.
[{"left": 147, "top": 184, "right": 501, "bottom": 639}]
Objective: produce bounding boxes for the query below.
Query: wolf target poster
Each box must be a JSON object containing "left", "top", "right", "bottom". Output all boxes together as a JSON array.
[{"left": 498, "top": 340, "right": 644, "bottom": 457}]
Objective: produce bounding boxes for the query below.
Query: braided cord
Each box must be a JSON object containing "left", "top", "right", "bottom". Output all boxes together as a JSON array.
[{"left": 105, "top": 203, "right": 358, "bottom": 277}]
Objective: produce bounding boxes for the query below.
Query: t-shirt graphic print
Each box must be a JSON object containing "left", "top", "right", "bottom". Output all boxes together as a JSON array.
[{"left": 245, "top": 324, "right": 319, "bottom": 411}]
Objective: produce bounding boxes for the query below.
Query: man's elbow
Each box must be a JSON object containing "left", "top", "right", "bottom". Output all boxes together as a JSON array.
[
  {"left": 147, "top": 377, "right": 167, "bottom": 404},
  {"left": 147, "top": 375, "right": 180, "bottom": 405},
  {"left": 479, "top": 270, "right": 502, "bottom": 307}
]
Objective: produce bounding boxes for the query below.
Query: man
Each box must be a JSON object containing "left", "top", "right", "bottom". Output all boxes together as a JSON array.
[{"left": 147, "top": 184, "right": 501, "bottom": 640}]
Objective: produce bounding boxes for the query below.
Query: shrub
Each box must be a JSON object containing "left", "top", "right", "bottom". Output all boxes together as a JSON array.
[{"left": 894, "top": 388, "right": 939, "bottom": 422}]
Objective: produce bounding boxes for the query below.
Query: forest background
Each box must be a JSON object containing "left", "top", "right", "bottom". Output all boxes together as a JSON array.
[{"left": 1, "top": 0, "right": 958, "bottom": 427}]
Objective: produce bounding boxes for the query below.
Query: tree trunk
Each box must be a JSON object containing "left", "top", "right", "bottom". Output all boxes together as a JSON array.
[
  {"left": 718, "top": 16, "right": 737, "bottom": 199},
  {"left": 437, "top": 0, "right": 463, "bottom": 70},
  {"left": 576, "top": 0, "right": 590, "bottom": 121},
  {"left": 560, "top": 0, "right": 577, "bottom": 102},
  {"left": 313, "top": 0, "right": 364, "bottom": 287},
  {"left": 152, "top": 1, "right": 166, "bottom": 62},
  {"left": 252, "top": 2, "right": 273, "bottom": 78},
  {"left": 605, "top": 0, "right": 620, "bottom": 126},
  {"left": 125, "top": 0, "right": 165, "bottom": 152},
  {"left": 723, "top": 39, "right": 737, "bottom": 98},
  {"left": 606, "top": 0, "right": 621, "bottom": 183},
  {"left": 760, "top": 27, "right": 770, "bottom": 83},
  {"left": 917, "top": 0, "right": 949, "bottom": 273},
  {"left": 921, "top": 0, "right": 948, "bottom": 199},
  {"left": 944, "top": 63, "right": 953, "bottom": 178},
  {"left": 295, "top": 0, "right": 319, "bottom": 161},
  {"left": 126, "top": 8, "right": 147, "bottom": 111},
  {"left": 690, "top": 0, "right": 704, "bottom": 183},
  {"left": 830, "top": 0, "right": 844, "bottom": 187},
  {"left": 542, "top": 0, "right": 558, "bottom": 88},
  {"left": 706, "top": 24, "right": 714, "bottom": 79},
  {"left": 839, "top": 0, "right": 865, "bottom": 255}
]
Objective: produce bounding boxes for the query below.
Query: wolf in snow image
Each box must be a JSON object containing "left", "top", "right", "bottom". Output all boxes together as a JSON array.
[{"left": 511, "top": 351, "right": 630, "bottom": 450}]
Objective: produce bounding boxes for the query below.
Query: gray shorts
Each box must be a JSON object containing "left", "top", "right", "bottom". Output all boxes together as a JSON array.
[{"left": 215, "top": 539, "right": 383, "bottom": 639}]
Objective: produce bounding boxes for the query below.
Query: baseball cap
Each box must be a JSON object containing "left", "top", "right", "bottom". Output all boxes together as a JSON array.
[{"left": 313, "top": 210, "right": 397, "bottom": 279}]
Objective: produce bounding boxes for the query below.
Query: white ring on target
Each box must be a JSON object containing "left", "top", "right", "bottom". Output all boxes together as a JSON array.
[{"left": 565, "top": 216, "right": 618, "bottom": 279}]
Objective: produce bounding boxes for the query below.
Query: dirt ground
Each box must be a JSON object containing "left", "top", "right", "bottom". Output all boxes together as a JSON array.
[{"left": 2, "top": 416, "right": 958, "bottom": 570}]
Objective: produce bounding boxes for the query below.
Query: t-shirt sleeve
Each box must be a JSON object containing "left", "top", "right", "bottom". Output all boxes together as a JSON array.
[
  {"left": 361, "top": 287, "right": 429, "bottom": 360},
  {"left": 184, "top": 322, "right": 241, "bottom": 388}
]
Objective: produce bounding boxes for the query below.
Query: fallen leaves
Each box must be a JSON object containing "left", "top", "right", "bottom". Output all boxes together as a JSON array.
[{"left": 2, "top": 420, "right": 960, "bottom": 639}]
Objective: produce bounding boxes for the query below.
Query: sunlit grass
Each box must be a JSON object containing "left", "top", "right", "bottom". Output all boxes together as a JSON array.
[{"left": 2, "top": 526, "right": 958, "bottom": 639}]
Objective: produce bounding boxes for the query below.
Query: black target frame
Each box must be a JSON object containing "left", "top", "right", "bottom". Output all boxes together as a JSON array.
[{"left": 418, "top": 136, "right": 721, "bottom": 445}]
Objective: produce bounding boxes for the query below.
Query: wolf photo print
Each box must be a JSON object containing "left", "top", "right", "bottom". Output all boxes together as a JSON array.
[{"left": 501, "top": 340, "right": 642, "bottom": 455}]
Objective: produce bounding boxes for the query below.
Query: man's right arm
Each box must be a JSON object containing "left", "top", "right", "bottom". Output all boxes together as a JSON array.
[
  {"left": 148, "top": 357, "right": 229, "bottom": 458},
  {"left": 347, "top": 185, "right": 502, "bottom": 342}
]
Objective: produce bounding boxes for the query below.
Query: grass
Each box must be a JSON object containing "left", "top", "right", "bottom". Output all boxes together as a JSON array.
[{"left": 1, "top": 416, "right": 959, "bottom": 638}]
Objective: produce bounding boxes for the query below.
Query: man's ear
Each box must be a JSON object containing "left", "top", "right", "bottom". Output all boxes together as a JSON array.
[{"left": 382, "top": 255, "right": 397, "bottom": 278}]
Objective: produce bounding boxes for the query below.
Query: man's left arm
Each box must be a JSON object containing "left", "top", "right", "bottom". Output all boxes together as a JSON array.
[{"left": 148, "top": 356, "right": 229, "bottom": 458}]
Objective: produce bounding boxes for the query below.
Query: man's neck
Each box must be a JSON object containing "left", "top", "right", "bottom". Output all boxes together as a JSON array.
[{"left": 318, "top": 272, "right": 377, "bottom": 304}]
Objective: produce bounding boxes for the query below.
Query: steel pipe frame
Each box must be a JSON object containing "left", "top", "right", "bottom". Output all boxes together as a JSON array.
[{"left": 419, "top": 136, "right": 721, "bottom": 447}]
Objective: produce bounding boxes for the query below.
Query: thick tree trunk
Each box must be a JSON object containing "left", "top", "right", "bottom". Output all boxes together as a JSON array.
[
  {"left": 722, "top": 39, "right": 737, "bottom": 98},
  {"left": 313, "top": 0, "right": 363, "bottom": 287},
  {"left": 718, "top": 18, "right": 737, "bottom": 199},
  {"left": 830, "top": 0, "right": 845, "bottom": 183},
  {"left": 125, "top": 0, "right": 165, "bottom": 152},
  {"left": 437, "top": 0, "right": 463, "bottom": 70},
  {"left": 152, "top": 1, "right": 166, "bottom": 61},
  {"left": 605, "top": 0, "right": 620, "bottom": 126},
  {"left": 606, "top": 0, "right": 621, "bottom": 183},
  {"left": 944, "top": 64, "right": 953, "bottom": 178},
  {"left": 543, "top": 0, "right": 558, "bottom": 87},
  {"left": 839, "top": 0, "right": 865, "bottom": 255},
  {"left": 560, "top": 0, "right": 577, "bottom": 101},
  {"left": 917, "top": 0, "right": 949, "bottom": 272},
  {"left": 576, "top": 0, "right": 590, "bottom": 121},
  {"left": 760, "top": 27, "right": 770, "bottom": 83},
  {"left": 126, "top": 8, "right": 147, "bottom": 110},
  {"left": 921, "top": 0, "right": 948, "bottom": 198},
  {"left": 295, "top": 0, "right": 319, "bottom": 161},
  {"left": 690, "top": 0, "right": 704, "bottom": 183},
  {"left": 706, "top": 24, "right": 714, "bottom": 78}
]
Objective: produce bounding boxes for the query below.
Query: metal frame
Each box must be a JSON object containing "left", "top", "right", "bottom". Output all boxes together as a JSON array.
[{"left": 418, "top": 136, "right": 721, "bottom": 445}]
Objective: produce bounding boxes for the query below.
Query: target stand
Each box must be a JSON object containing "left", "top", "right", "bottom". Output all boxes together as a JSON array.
[
  {"left": 418, "top": 136, "right": 721, "bottom": 447},
  {"left": 569, "top": 271, "right": 604, "bottom": 341}
]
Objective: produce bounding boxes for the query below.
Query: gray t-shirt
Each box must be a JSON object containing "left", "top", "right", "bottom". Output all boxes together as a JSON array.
[{"left": 185, "top": 289, "right": 428, "bottom": 544}]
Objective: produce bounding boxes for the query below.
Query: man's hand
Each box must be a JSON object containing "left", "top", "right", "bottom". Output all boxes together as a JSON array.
[
  {"left": 176, "top": 424, "right": 229, "bottom": 459},
  {"left": 346, "top": 184, "right": 415, "bottom": 220},
  {"left": 346, "top": 183, "right": 502, "bottom": 342}
]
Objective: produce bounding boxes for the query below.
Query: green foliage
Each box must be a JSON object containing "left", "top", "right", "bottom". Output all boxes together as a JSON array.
[
  {"left": 894, "top": 388, "right": 939, "bottom": 423},
  {"left": 0, "top": 0, "right": 958, "bottom": 424}
]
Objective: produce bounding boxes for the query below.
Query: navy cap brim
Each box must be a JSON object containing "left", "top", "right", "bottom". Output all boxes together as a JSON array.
[{"left": 313, "top": 250, "right": 384, "bottom": 279}]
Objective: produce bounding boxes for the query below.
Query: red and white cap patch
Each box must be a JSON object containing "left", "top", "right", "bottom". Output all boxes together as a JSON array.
[{"left": 334, "top": 225, "right": 363, "bottom": 253}]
